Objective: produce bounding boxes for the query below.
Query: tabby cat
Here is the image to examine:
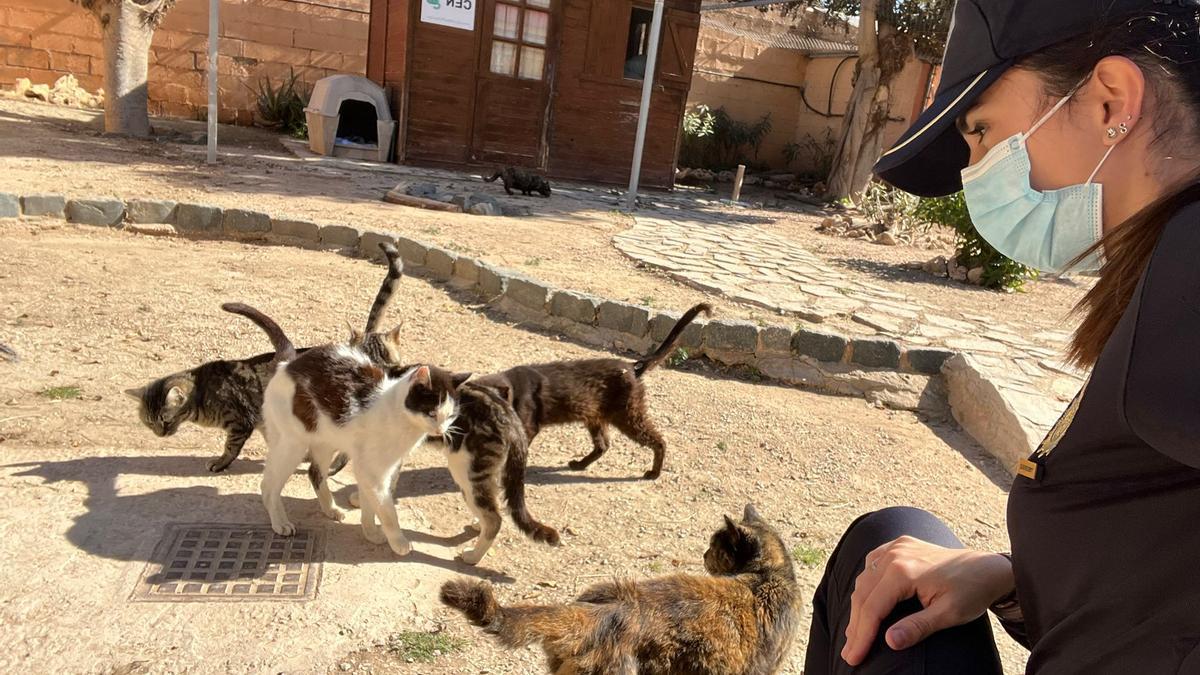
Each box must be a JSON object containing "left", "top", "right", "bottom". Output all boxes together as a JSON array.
[
  {"left": 441, "top": 504, "right": 800, "bottom": 674},
  {"left": 125, "top": 242, "right": 406, "bottom": 474},
  {"left": 484, "top": 167, "right": 552, "bottom": 197},
  {"left": 225, "top": 302, "right": 466, "bottom": 553},
  {"left": 438, "top": 379, "right": 559, "bottom": 564},
  {"left": 471, "top": 303, "right": 711, "bottom": 479}
]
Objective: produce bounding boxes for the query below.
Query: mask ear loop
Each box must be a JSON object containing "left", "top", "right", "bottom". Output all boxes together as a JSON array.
[{"left": 1087, "top": 143, "right": 1118, "bottom": 184}]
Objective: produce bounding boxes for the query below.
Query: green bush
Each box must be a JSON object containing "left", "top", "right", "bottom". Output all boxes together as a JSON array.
[
  {"left": 252, "top": 70, "right": 309, "bottom": 139},
  {"left": 915, "top": 192, "right": 1037, "bottom": 291},
  {"left": 680, "top": 104, "right": 772, "bottom": 171}
]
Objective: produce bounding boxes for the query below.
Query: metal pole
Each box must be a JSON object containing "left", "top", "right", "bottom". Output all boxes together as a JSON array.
[
  {"left": 206, "top": 0, "right": 218, "bottom": 164},
  {"left": 624, "top": 0, "right": 665, "bottom": 211}
]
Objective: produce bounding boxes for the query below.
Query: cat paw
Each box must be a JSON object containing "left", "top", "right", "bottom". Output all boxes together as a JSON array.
[
  {"left": 566, "top": 459, "right": 589, "bottom": 471},
  {"left": 208, "top": 458, "right": 233, "bottom": 473},
  {"left": 348, "top": 491, "right": 360, "bottom": 509},
  {"left": 388, "top": 538, "right": 412, "bottom": 557},
  {"left": 322, "top": 506, "right": 347, "bottom": 522},
  {"left": 361, "top": 526, "right": 387, "bottom": 545},
  {"left": 642, "top": 468, "right": 661, "bottom": 480},
  {"left": 464, "top": 520, "right": 481, "bottom": 534},
  {"left": 272, "top": 521, "right": 296, "bottom": 537},
  {"left": 456, "top": 548, "right": 485, "bottom": 566}
]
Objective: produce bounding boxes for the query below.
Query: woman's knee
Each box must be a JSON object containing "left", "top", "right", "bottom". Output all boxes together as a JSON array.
[{"left": 832, "top": 507, "right": 962, "bottom": 571}]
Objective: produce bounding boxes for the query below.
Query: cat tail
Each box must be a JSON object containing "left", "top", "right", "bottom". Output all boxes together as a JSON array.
[
  {"left": 483, "top": 170, "right": 502, "bottom": 182},
  {"left": 440, "top": 580, "right": 593, "bottom": 650},
  {"left": 221, "top": 302, "right": 296, "bottom": 363},
  {"left": 364, "top": 242, "right": 404, "bottom": 334},
  {"left": 502, "top": 436, "right": 560, "bottom": 546},
  {"left": 633, "top": 302, "right": 713, "bottom": 377}
]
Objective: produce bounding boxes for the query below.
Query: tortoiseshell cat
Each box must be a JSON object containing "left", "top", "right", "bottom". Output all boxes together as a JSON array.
[
  {"left": 484, "top": 167, "right": 552, "bottom": 197},
  {"left": 125, "top": 242, "right": 406, "bottom": 474},
  {"left": 472, "top": 303, "right": 711, "bottom": 479},
  {"left": 441, "top": 504, "right": 800, "bottom": 674},
  {"left": 225, "top": 302, "right": 465, "bottom": 554},
  {"left": 438, "top": 379, "right": 559, "bottom": 564}
]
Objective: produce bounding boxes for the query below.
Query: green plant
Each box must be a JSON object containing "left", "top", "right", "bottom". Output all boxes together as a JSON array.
[
  {"left": 680, "top": 105, "right": 773, "bottom": 171},
  {"left": 792, "top": 544, "right": 826, "bottom": 567},
  {"left": 787, "top": 129, "right": 838, "bottom": 180},
  {"left": 524, "top": 257, "right": 543, "bottom": 267},
  {"left": 855, "top": 182, "right": 927, "bottom": 233},
  {"left": 252, "top": 70, "right": 309, "bottom": 139},
  {"left": 40, "top": 385, "right": 81, "bottom": 400},
  {"left": 716, "top": 440, "right": 729, "bottom": 452},
  {"left": 384, "top": 631, "right": 465, "bottom": 663},
  {"left": 640, "top": 295, "right": 655, "bottom": 307},
  {"left": 667, "top": 347, "right": 689, "bottom": 368},
  {"left": 915, "top": 192, "right": 1038, "bottom": 292}
]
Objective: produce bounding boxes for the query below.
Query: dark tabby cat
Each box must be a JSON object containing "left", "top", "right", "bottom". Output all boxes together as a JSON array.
[
  {"left": 125, "top": 242, "right": 406, "bottom": 474},
  {"left": 437, "top": 379, "right": 559, "bottom": 564},
  {"left": 472, "top": 303, "right": 711, "bottom": 479},
  {"left": 484, "top": 166, "right": 552, "bottom": 197},
  {"left": 441, "top": 504, "right": 800, "bottom": 674}
]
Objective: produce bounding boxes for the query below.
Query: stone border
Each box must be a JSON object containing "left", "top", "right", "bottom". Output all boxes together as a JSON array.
[{"left": 2, "top": 191, "right": 961, "bottom": 420}]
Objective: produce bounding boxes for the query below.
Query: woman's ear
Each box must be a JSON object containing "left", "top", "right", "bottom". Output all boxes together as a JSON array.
[{"left": 1091, "top": 55, "right": 1146, "bottom": 143}]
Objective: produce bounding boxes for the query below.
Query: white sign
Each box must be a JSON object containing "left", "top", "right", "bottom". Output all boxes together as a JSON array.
[{"left": 421, "top": 0, "right": 476, "bottom": 31}]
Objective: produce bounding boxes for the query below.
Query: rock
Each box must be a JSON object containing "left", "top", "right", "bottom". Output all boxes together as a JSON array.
[
  {"left": 404, "top": 182, "right": 439, "bottom": 198},
  {"left": 949, "top": 260, "right": 969, "bottom": 282},
  {"left": 597, "top": 301, "right": 651, "bottom": 337},
  {"left": 0, "top": 193, "right": 19, "bottom": 218},
  {"left": 849, "top": 337, "right": 902, "bottom": 369},
  {"left": 20, "top": 194, "right": 67, "bottom": 218},
  {"left": 876, "top": 231, "right": 899, "bottom": 246},
  {"left": 453, "top": 256, "right": 481, "bottom": 285},
  {"left": 716, "top": 170, "right": 735, "bottom": 183},
  {"left": 357, "top": 230, "right": 396, "bottom": 262},
  {"left": 851, "top": 312, "right": 903, "bottom": 334},
  {"left": 125, "top": 222, "right": 177, "bottom": 237},
  {"left": 13, "top": 78, "right": 32, "bottom": 97},
  {"left": 272, "top": 218, "right": 321, "bottom": 242},
  {"left": 125, "top": 199, "right": 176, "bottom": 224},
  {"left": 425, "top": 247, "right": 457, "bottom": 280},
  {"left": 922, "top": 255, "right": 949, "bottom": 277},
  {"left": 397, "top": 238, "right": 430, "bottom": 267},
  {"left": 28, "top": 84, "right": 51, "bottom": 101},
  {"left": 174, "top": 203, "right": 223, "bottom": 232},
  {"left": 477, "top": 263, "right": 510, "bottom": 298},
  {"left": 468, "top": 202, "right": 498, "bottom": 216},
  {"left": 791, "top": 328, "right": 848, "bottom": 363},
  {"left": 223, "top": 208, "right": 271, "bottom": 235},
  {"left": 319, "top": 224, "right": 360, "bottom": 248},
  {"left": 757, "top": 325, "right": 793, "bottom": 354},
  {"left": 505, "top": 276, "right": 552, "bottom": 311},
  {"left": 967, "top": 267, "right": 985, "bottom": 285},
  {"left": 704, "top": 320, "right": 759, "bottom": 354},
  {"left": 66, "top": 198, "right": 125, "bottom": 226},
  {"left": 648, "top": 311, "right": 705, "bottom": 350},
  {"left": 906, "top": 347, "right": 956, "bottom": 375},
  {"left": 501, "top": 204, "right": 532, "bottom": 217},
  {"left": 550, "top": 290, "right": 600, "bottom": 325}
]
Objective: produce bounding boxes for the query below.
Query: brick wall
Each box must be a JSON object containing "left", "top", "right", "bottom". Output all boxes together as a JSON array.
[{"left": 0, "top": 0, "right": 369, "bottom": 124}]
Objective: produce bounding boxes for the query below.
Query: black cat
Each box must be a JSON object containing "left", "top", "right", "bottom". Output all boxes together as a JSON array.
[{"left": 484, "top": 167, "right": 552, "bottom": 197}]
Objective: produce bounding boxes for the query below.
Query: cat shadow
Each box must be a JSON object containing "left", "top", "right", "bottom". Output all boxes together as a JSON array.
[
  {"left": 330, "top": 464, "right": 645, "bottom": 505},
  {"left": 4, "top": 454, "right": 511, "bottom": 581}
]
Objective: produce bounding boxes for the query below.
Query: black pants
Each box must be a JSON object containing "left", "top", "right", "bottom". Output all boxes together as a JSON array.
[{"left": 804, "top": 506, "right": 1005, "bottom": 674}]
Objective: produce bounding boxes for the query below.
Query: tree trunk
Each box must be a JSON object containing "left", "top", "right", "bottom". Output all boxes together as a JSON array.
[
  {"left": 98, "top": 1, "right": 155, "bottom": 137},
  {"left": 823, "top": 0, "right": 908, "bottom": 201}
]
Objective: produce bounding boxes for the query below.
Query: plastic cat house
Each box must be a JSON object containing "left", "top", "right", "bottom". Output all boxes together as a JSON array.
[{"left": 304, "top": 74, "right": 396, "bottom": 162}]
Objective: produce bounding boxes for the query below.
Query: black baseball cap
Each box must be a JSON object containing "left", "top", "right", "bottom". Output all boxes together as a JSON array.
[{"left": 873, "top": 0, "right": 1156, "bottom": 197}]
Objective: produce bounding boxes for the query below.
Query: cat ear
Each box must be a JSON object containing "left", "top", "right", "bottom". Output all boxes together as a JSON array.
[
  {"left": 743, "top": 503, "right": 763, "bottom": 524},
  {"left": 388, "top": 324, "right": 404, "bottom": 342},
  {"left": 724, "top": 515, "right": 740, "bottom": 534},
  {"left": 494, "top": 383, "right": 513, "bottom": 404},
  {"left": 123, "top": 386, "right": 145, "bottom": 400},
  {"left": 165, "top": 386, "right": 187, "bottom": 409},
  {"left": 346, "top": 322, "right": 364, "bottom": 345},
  {"left": 411, "top": 365, "right": 430, "bottom": 386},
  {"left": 451, "top": 372, "right": 473, "bottom": 388}
]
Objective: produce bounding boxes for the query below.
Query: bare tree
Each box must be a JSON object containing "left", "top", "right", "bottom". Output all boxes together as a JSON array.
[{"left": 70, "top": 0, "right": 177, "bottom": 137}]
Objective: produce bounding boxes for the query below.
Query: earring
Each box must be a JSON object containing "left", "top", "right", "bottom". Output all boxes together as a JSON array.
[
  {"left": 1107, "top": 127, "right": 1118, "bottom": 139},
  {"left": 1118, "top": 122, "right": 1129, "bottom": 134}
]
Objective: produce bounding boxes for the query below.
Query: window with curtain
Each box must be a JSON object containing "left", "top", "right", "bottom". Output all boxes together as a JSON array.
[{"left": 489, "top": 1, "right": 551, "bottom": 81}]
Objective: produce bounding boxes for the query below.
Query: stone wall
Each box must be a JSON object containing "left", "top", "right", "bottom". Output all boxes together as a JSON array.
[{"left": 0, "top": 0, "right": 369, "bottom": 124}]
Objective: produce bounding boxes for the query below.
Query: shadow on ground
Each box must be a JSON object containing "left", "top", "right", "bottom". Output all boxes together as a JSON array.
[{"left": 6, "top": 453, "right": 641, "bottom": 583}]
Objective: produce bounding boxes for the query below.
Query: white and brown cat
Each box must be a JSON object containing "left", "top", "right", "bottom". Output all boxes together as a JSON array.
[{"left": 224, "top": 302, "right": 466, "bottom": 556}]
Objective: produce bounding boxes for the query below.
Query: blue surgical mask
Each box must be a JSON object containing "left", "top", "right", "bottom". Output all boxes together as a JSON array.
[{"left": 960, "top": 89, "right": 1116, "bottom": 273}]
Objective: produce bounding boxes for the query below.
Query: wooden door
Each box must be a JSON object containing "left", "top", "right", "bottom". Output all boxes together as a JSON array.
[{"left": 470, "top": 0, "right": 556, "bottom": 167}]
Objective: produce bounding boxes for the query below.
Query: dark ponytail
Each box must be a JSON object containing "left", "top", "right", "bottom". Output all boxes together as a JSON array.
[{"left": 1017, "top": 7, "right": 1200, "bottom": 366}]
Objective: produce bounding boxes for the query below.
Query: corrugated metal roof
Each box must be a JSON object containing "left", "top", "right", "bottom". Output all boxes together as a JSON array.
[{"left": 701, "top": 14, "right": 857, "bottom": 54}]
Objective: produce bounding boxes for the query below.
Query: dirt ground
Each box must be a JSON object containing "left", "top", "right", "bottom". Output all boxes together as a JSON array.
[
  {"left": 0, "top": 223, "right": 1025, "bottom": 673},
  {"left": 0, "top": 97, "right": 1088, "bottom": 341}
]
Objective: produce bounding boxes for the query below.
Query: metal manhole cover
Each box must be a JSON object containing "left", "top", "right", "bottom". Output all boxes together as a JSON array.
[{"left": 131, "top": 523, "right": 323, "bottom": 602}]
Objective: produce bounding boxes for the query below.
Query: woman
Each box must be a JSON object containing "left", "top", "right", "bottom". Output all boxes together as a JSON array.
[{"left": 805, "top": 1, "right": 1200, "bottom": 673}]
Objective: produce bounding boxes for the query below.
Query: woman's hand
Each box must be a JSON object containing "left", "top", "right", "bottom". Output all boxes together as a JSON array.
[{"left": 840, "top": 536, "right": 1015, "bottom": 666}]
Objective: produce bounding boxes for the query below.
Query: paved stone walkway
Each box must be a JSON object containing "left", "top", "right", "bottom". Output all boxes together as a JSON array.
[{"left": 615, "top": 215, "right": 1087, "bottom": 466}]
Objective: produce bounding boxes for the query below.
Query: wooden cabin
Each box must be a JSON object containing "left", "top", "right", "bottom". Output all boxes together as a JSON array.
[{"left": 366, "top": 0, "right": 701, "bottom": 186}]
